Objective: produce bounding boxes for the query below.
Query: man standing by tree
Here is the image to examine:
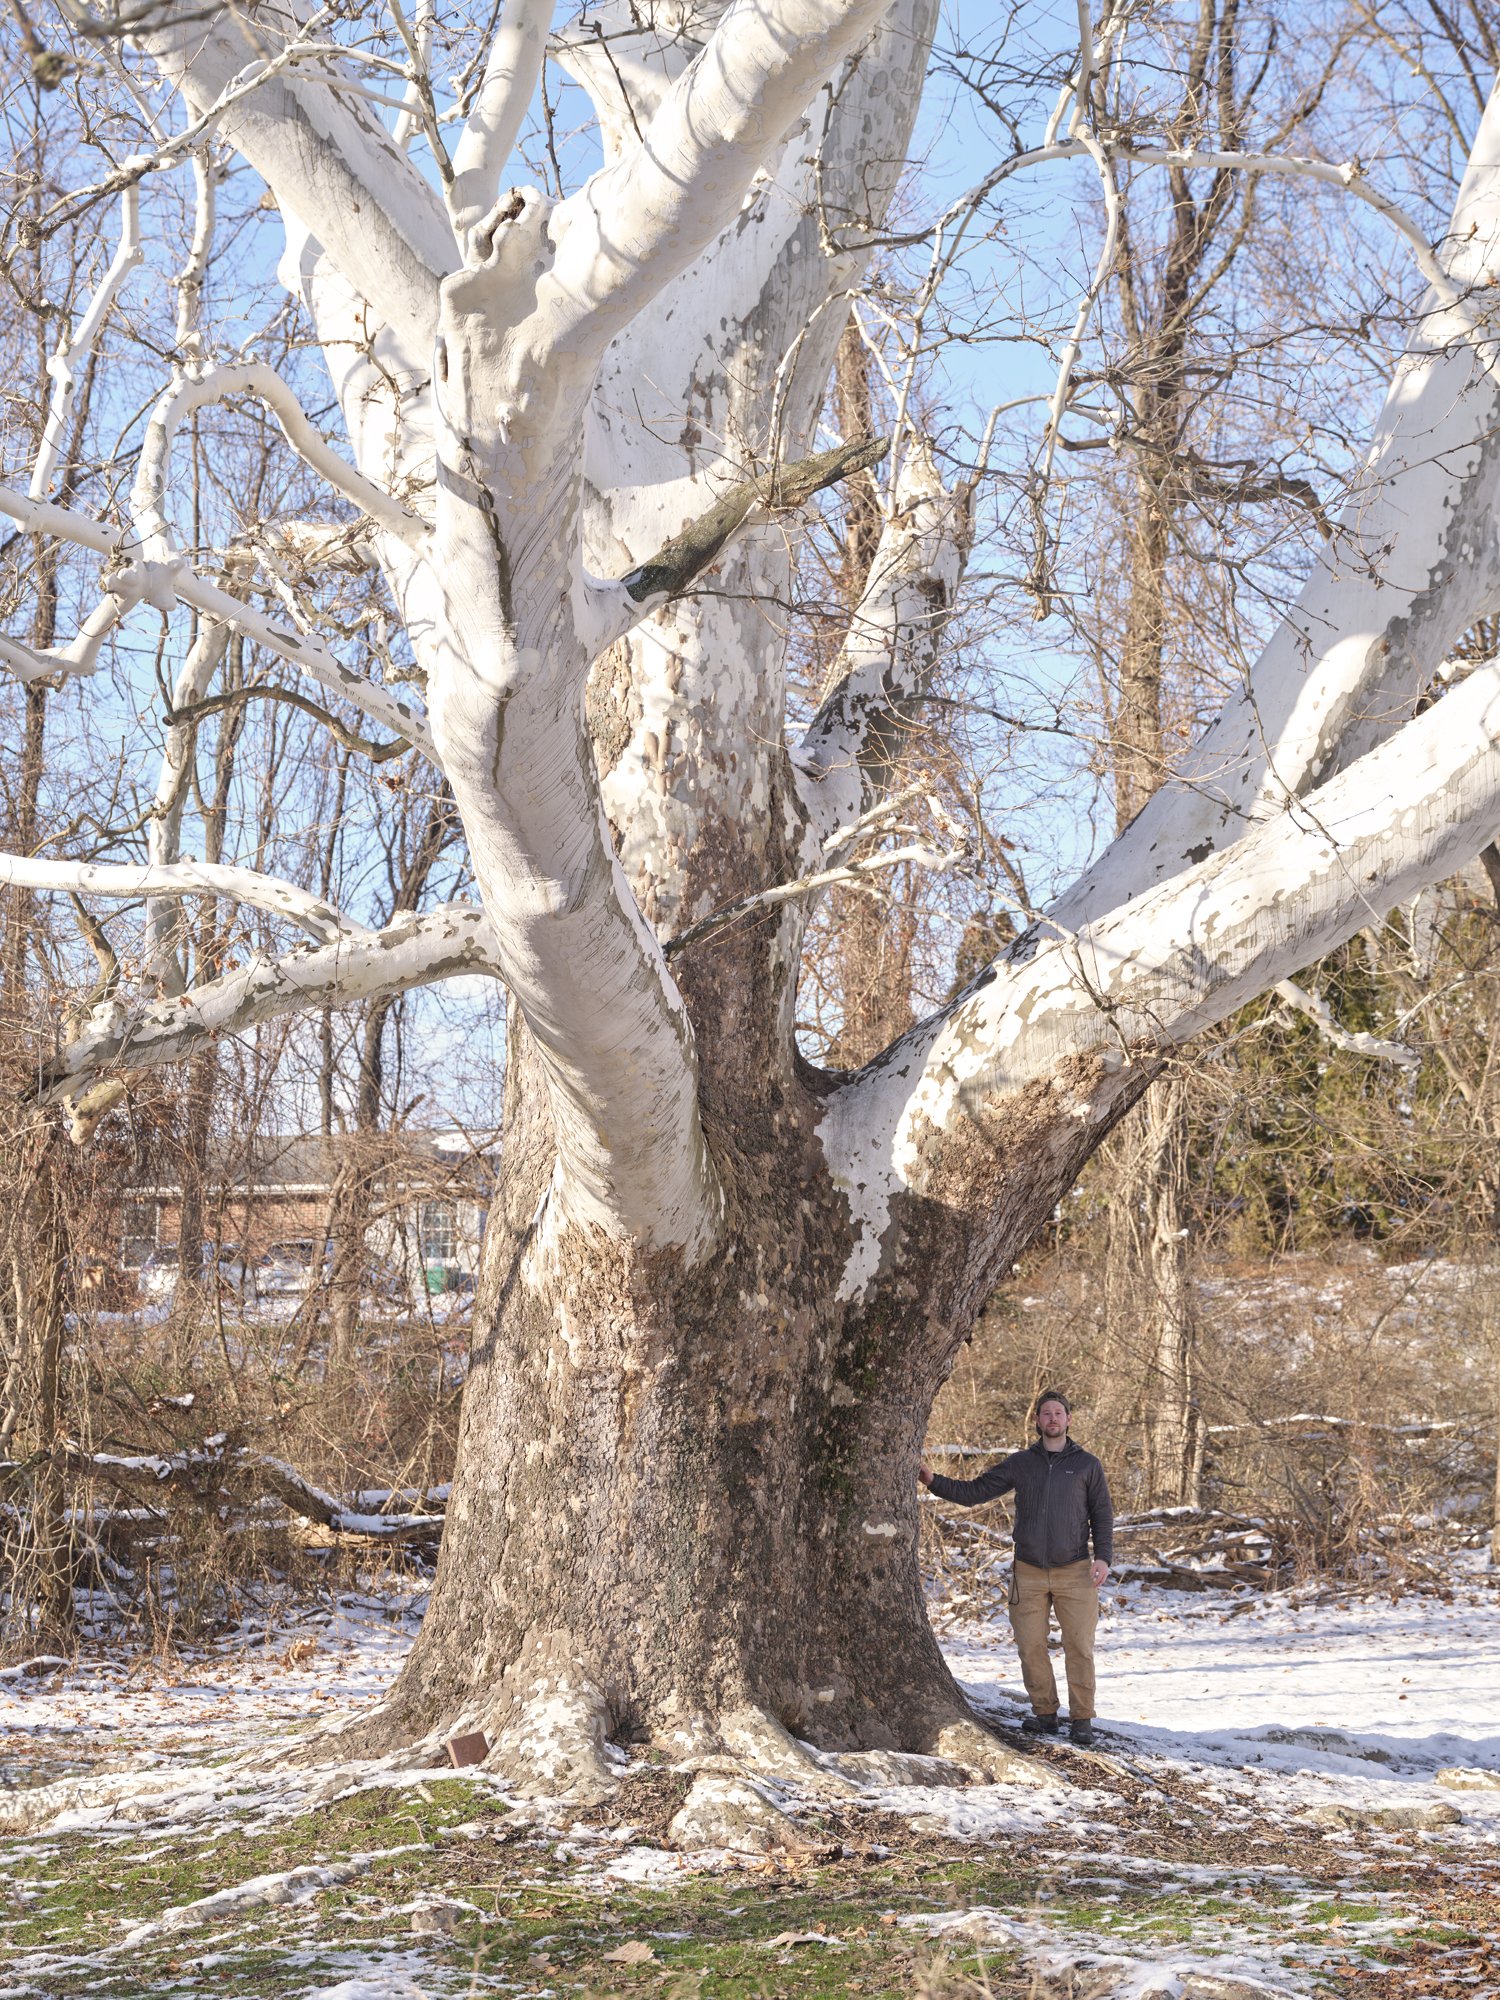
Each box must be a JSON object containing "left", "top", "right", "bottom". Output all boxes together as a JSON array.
[{"left": 920, "top": 1393, "right": 1113, "bottom": 1746}]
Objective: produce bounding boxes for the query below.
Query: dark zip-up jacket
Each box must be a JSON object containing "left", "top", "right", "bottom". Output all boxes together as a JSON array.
[{"left": 927, "top": 1437, "right": 1113, "bottom": 1567}]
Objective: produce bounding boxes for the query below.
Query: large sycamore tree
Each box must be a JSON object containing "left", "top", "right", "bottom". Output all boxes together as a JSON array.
[{"left": 7, "top": 0, "right": 1500, "bottom": 1798}]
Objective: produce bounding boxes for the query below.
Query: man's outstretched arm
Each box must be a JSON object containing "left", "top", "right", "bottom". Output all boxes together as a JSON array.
[{"left": 918, "top": 1456, "right": 1019, "bottom": 1506}]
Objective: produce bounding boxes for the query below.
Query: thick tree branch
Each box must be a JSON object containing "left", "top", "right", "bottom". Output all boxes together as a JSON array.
[
  {"left": 578, "top": 437, "right": 890, "bottom": 653},
  {"left": 1047, "top": 78, "right": 1500, "bottom": 936},
  {"left": 135, "top": 0, "right": 459, "bottom": 352},
  {"left": 449, "top": 0, "right": 551, "bottom": 238},
  {"left": 33, "top": 903, "right": 498, "bottom": 1111},
  {"left": 824, "top": 657, "right": 1500, "bottom": 1302},
  {"left": 511, "top": 0, "right": 898, "bottom": 389}
]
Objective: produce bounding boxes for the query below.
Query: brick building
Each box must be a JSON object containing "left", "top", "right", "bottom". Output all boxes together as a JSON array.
[{"left": 116, "top": 1131, "right": 494, "bottom": 1295}]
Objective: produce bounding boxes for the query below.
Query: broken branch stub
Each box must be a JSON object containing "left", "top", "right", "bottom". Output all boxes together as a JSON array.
[{"left": 620, "top": 437, "right": 891, "bottom": 607}]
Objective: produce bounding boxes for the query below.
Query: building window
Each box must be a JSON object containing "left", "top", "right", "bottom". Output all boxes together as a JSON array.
[
  {"left": 418, "top": 1201, "right": 457, "bottom": 1263},
  {"left": 120, "top": 1200, "right": 159, "bottom": 1268}
]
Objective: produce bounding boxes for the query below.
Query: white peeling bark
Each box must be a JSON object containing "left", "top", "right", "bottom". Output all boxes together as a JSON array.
[
  {"left": 522, "top": 0, "right": 899, "bottom": 392},
  {"left": 130, "top": 363, "right": 427, "bottom": 556},
  {"left": 136, "top": 0, "right": 458, "bottom": 349},
  {"left": 448, "top": 0, "right": 552, "bottom": 240},
  {"left": 1055, "top": 75, "right": 1500, "bottom": 932},
  {"left": 0, "top": 854, "right": 368, "bottom": 945},
  {"left": 587, "top": 0, "right": 938, "bottom": 974},
  {"left": 824, "top": 656, "right": 1500, "bottom": 1301},
  {"left": 419, "top": 434, "right": 722, "bottom": 1252},
  {"left": 38, "top": 904, "right": 497, "bottom": 1100}
]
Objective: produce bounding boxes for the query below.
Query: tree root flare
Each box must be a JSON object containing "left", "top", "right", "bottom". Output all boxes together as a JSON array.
[
  {"left": 667, "top": 1770, "right": 827, "bottom": 1856},
  {"left": 476, "top": 1662, "right": 616, "bottom": 1803},
  {"left": 716, "top": 1705, "right": 860, "bottom": 1798},
  {"left": 928, "top": 1715, "right": 1059, "bottom": 1787}
]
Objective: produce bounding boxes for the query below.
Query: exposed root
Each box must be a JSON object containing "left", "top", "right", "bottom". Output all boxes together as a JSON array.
[
  {"left": 667, "top": 1770, "right": 826, "bottom": 1856},
  {"left": 715, "top": 1705, "right": 859, "bottom": 1797},
  {"left": 928, "top": 1715, "right": 1057, "bottom": 1787},
  {"left": 823, "top": 1747, "right": 977, "bottom": 1788},
  {"left": 479, "top": 1653, "right": 616, "bottom": 1803}
]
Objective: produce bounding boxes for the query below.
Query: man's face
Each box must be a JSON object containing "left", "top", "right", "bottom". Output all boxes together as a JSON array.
[{"left": 1037, "top": 1398, "right": 1070, "bottom": 1442}]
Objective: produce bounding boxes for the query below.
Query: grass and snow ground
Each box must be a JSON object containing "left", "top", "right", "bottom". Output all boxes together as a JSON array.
[{"left": 2, "top": 1559, "right": 1497, "bottom": 1999}]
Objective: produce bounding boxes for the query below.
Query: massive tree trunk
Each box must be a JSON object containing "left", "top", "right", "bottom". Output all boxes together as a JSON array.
[{"left": 372, "top": 1017, "right": 1139, "bottom": 1791}]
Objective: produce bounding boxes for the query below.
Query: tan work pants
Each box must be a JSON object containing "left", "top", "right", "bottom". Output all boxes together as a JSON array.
[{"left": 1008, "top": 1559, "right": 1098, "bottom": 1720}]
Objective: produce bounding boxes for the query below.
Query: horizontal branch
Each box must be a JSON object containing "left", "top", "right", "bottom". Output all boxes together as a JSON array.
[
  {"left": 1272, "top": 978, "right": 1420, "bottom": 1069},
  {"left": 34, "top": 903, "right": 497, "bottom": 1109},
  {"left": 0, "top": 853, "right": 368, "bottom": 945}
]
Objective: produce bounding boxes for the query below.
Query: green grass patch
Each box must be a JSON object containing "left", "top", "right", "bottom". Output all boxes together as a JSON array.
[
  {"left": 3, "top": 1789, "right": 1497, "bottom": 1999},
  {"left": 0, "top": 1777, "right": 507, "bottom": 1952}
]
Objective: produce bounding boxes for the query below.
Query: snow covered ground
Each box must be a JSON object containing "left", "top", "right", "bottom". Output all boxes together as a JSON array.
[
  {"left": 948, "top": 1559, "right": 1500, "bottom": 1802},
  {"left": 1, "top": 1561, "right": 1497, "bottom": 1998}
]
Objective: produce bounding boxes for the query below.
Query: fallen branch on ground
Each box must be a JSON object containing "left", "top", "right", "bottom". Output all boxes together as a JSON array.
[{"left": 37, "top": 1442, "right": 449, "bottom": 1544}]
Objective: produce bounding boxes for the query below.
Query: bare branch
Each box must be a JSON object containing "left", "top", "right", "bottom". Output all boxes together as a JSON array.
[
  {"left": 1272, "top": 978, "right": 1421, "bottom": 1069},
  {"left": 31, "top": 186, "right": 142, "bottom": 499},
  {"left": 0, "top": 483, "right": 437, "bottom": 761},
  {"left": 666, "top": 837, "right": 964, "bottom": 960},
  {"left": 579, "top": 436, "right": 890, "bottom": 653},
  {"left": 1, "top": 853, "right": 371, "bottom": 945},
  {"left": 449, "top": 0, "right": 551, "bottom": 238},
  {"left": 131, "top": 362, "right": 428, "bottom": 556},
  {"left": 33, "top": 903, "right": 498, "bottom": 1111},
  {"left": 165, "top": 684, "right": 411, "bottom": 763}
]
